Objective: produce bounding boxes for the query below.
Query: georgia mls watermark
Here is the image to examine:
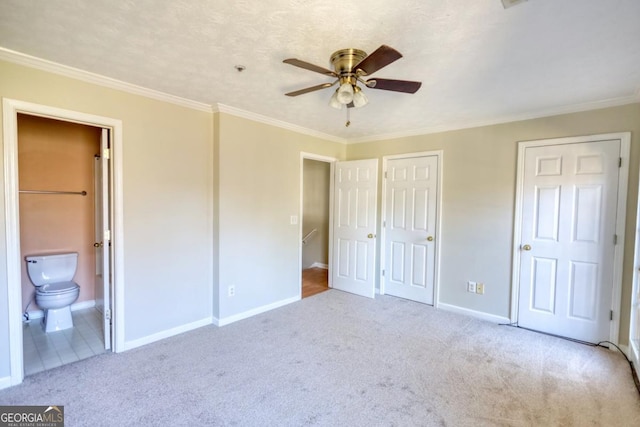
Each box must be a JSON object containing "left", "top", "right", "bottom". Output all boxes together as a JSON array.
[{"left": 0, "top": 406, "right": 64, "bottom": 427}]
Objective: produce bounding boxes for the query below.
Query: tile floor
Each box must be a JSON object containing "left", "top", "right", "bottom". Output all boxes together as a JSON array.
[{"left": 22, "top": 308, "right": 106, "bottom": 376}]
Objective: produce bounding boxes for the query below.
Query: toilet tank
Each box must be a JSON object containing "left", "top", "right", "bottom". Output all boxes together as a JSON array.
[{"left": 25, "top": 252, "right": 78, "bottom": 286}]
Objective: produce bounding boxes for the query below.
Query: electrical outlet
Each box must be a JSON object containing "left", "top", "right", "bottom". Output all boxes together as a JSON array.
[
  {"left": 228, "top": 285, "right": 235, "bottom": 297},
  {"left": 467, "top": 281, "right": 477, "bottom": 293},
  {"left": 476, "top": 283, "right": 485, "bottom": 295}
]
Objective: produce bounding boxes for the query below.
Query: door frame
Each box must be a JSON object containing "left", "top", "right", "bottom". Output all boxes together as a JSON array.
[
  {"left": 3, "top": 98, "right": 125, "bottom": 387},
  {"left": 510, "top": 132, "right": 630, "bottom": 345},
  {"left": 299, "top": 152, "right": 337, "bottom": 297},
  {"left": 380, "top": 150, "right": 443, "bottom": 306}
]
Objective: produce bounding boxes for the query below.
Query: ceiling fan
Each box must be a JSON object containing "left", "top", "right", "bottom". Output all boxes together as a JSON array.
[{"left": 283, "top": 45, "right": 422, "bottom": 113}]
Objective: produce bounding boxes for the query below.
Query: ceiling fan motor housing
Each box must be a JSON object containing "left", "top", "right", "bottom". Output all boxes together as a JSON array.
[{"left": 330, "top": 49, "right": 367, "bottom": 76}]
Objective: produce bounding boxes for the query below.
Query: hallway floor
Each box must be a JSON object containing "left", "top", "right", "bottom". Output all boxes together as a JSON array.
[
  {"left": 22, "top": 307, "right": 106, "bottom": 376},
  {"left": 302, "top": 267, "right": 329, "bottom": 298}
]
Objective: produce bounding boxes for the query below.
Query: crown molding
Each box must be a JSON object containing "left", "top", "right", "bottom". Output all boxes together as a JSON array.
[
  {"left": 0, "top": 47, "right": 213, "bottom": 113},
  {"left": 2, "top": 47, "right": 638, "bottom": 145},
  {"left": 348, "top": 92, "right": 640, "bottom": 144},
  {"left": 216, "top": 104, "right": 347, "bottom": 144}
]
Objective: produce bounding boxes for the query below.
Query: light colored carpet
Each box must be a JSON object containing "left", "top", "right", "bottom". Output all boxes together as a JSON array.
[{"left": 1, "top": 290, "right": 639, "bottom": 426}]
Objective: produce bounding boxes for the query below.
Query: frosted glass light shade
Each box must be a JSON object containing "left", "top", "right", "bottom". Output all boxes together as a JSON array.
[
  {"left": 352, "top": 89, "right": 368, "bottom": 108},
  {"left": 329, "top": 90, "right": 342, "bottom": 109},
  {"left": 336, "top": 82, "right": 354, "bottom": 104}
]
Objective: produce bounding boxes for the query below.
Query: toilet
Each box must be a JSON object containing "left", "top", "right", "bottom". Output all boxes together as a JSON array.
[{"left": 25, "top": 252, "right": 80, "bottom": 333}]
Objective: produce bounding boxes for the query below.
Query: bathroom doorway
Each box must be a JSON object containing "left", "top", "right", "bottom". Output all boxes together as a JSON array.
[
  {"left": 3, "top": 99, "right": 124, "bottom": 387},
  {"left": 17, "top": 114, "right": 109, "bottom": 375},
  {"left": 300, "top": 153, "right": 335, "bottom": 299}
]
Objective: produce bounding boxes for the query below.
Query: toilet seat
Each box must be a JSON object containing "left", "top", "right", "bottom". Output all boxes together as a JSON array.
[{"left": 36, "top": 281, "right": 79, "bottom": 296}]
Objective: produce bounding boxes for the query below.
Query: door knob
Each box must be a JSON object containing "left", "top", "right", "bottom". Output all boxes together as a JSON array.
[
  {"left": 522, "top": 244, "right": 532, "bottom": 251},
  {"left": 94, "top": 242, "right": 103, "bottom": 248},
  {"left": 367, "top": 233, "right": 375, "bottom": 239},
  {"left": 427, "top": 236, "right": 434, "bottom": 242}
]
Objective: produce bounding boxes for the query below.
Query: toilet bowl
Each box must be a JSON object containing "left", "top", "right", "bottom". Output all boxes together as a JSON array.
[{"left": 26, "top": 253, "right": 80, "bottom": 333}]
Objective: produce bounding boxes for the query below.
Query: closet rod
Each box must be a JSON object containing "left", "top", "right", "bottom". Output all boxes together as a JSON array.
[{"left": 19, "top": 190, "right": 87, "bottom": 196}]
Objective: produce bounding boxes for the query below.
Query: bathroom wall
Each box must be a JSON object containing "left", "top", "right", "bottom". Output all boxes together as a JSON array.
[
  {"left": 18, "top": 114, "right": 101, "bottom": 311},
  {"left": 302, "top": 159, "right": 330, "bottom": 269}
]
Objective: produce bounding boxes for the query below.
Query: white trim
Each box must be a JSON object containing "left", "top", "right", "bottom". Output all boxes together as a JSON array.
[
  {"left": 348, "top": 95, "right": 640, "bottom": 144},
  {"left": 26, "top": 299, "right": 96, "bottom": 320},
  {"left": 123, "top": 317, "right": 213, "bottom": 351},
  {"left": 300, "top": 152, "right": 337, "bottom": 293},
  {"left": 0, "top": 47, "right": 212, "bottom": 113},
  {"left": 310, "top": 262, "right": 328, "bottom": 269},
  {"left": 510, "top": 132, "right": 630, "bottom": 346},
  {"left": 3, "top": 99, "right": 125, "bottom": 389},
  {"left": 219, "top": 104, "right": 346, "bottom": 144},
  {"left": 617, "top": 344, "right": 629, "bottom": 358},
  {"left": 0, "top": 376, "right": 12, "bottom": 391},
  {"left": 217, "top": 296, "right": 299, "bottom": 327},
  {"left": 380, "top": 151, "right": 443, "bottom": 308},
  {"left": 3, "top": 99, "right": 23, "bottom": 387},
  {"left": 438, "top": 302, "right": 511, "bottom": 324}
]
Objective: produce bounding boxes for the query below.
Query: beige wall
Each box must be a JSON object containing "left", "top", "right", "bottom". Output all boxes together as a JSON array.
[
  {"left": 18, "top": 114, "right": 100, "bottom": 310},
  {"left": 347, "top": 103, "right": 640, "bottom": 344},
  {"left": 302, "top": 159, "right": 330, "bottom": 269},
  {"left": 2, "top": 54, "right": 638, "bottom": 384},
  {"left": 216, "top": 113, "right": 345, "bottom": 319},
  {"left": 0, "top": 59, "right": 214, "bottom": 379}
]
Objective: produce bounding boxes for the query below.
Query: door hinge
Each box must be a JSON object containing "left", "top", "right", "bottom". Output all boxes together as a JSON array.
[
  {"left": 105, "top": 309, "right": 112, "bottom": 321},
  {"left": 103, "top": 148, "right": 111, "bottom": 160},
  {"left": 382, "top": 269, "right": 385, "bottom": 277},
  {"left": 613, "top": 234, "right": 618, "bottom": 245},
  {"left": 104, "top": 229, "right": 111, "bottom": 241},
  {"left": 610, "top": 310, "right": 613, "bottom": 321},
  {"left": 384, "top": 171, "right": 388, "bottom": 179},
  {"left": 619, "top": 157, "right": 622, "bottom": 168},
  {"left": 383, "top": 220, "right": 386, "bottom": 227}
]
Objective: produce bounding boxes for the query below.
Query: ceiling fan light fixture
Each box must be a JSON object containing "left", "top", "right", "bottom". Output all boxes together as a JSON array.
[
  {"left": 336, "top": 82, "right": 354, "bottom": 104},
  {"left": 329, "top": 90, "right": 343, "bottom": 109},
  {"left": 352, "top": 87, "right": 368, "bottom": 108}
]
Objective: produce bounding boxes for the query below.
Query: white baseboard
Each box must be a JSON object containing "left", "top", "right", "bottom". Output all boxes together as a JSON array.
[
  {"left": 217, "top": 296, "right": 300, "bottom": 326},
  {"left": 617, "top": 344, "right": 629, "bottom": 357},
  {"left": 123, "top": 317, "right": 213, "bottom": 351},
  {"left": 26, "top": 299, "right": 96, "bottom": 320},
  {"left": 310, "top": 262, "right": 328, "bottom": 269},
  {"left": 0, "top": 375, "right": 12, "bottom": 390},
  {"left": 437, "top": 302, "right": 510, "bottom": 324}
]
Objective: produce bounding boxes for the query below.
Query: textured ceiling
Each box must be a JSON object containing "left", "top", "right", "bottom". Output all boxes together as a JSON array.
[{"left": 1, "top": 0, "right": 639, "bottom": 141}]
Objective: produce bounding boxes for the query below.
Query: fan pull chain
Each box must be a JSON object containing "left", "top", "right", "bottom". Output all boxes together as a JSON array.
[{"left": 345, "top": 107, "right": 351, "bottom": 127}]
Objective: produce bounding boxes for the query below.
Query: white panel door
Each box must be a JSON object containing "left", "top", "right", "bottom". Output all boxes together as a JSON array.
[
  {"left": 332, "top": 159, "right": 378, "bottom": 298},
  {"left": 94, "top": 129, "right": 112, "bottom": 350},
  {"left": 518, "top": 140, "right": 620, "bottom": 343},
  {"left": 384, "top": 156, "right": 438, "bottom": 304}
]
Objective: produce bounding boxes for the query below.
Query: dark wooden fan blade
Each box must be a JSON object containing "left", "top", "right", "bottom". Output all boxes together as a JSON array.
[
  {"left": 354, "top": 45, "right": 402, "bottom": 76},
  {"left": 366, "top": 78, "right": 422, "bottom": 93},
  {"left": 285, "top": 83, "right": 334, "bottom": 97},
  {"left": 283, "top": 58, "right": 337, "bottom": 77}
]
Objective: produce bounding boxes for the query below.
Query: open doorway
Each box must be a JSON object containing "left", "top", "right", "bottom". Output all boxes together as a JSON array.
[
  {"left": 17, "top": 114, "right": 109, "bottom": 375},
  {"left": 3, "top": 99, "right": 124, "bottom": 388},
  {"left": 300, "top": 154, "right": 335, "bottom": 298}
]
